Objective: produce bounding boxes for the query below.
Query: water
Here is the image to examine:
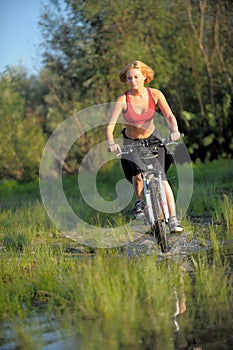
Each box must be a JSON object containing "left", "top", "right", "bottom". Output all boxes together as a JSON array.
[
  {"left": 1, "top": 231, "right": 233, "bottom": 350},
  {"left": 1, "top": 302, "right": 232, "bottom": 349}
]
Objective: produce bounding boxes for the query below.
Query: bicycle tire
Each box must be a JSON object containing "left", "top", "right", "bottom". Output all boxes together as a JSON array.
[{"left": 149, "top": 180, "right": 169, "bottom": 253}]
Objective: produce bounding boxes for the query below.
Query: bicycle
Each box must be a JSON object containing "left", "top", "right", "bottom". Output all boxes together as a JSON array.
[{"left": 116, "top": 136, "right": 180, "bottom": 253}]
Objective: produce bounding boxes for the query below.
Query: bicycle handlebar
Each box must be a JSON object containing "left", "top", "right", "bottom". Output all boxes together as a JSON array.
[
  {"left": 163, "top": 133, "right": 184, "bottom": 147},
  {"left": 116, "top": 133, "right": 184, "bottom": 156}
]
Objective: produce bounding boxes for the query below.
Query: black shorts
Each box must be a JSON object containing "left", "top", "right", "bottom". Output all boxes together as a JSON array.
[{"left": 120, "top": 128, "right": 172, "bottom": 183}]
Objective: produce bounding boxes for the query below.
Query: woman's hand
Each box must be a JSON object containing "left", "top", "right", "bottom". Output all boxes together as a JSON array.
[
  {"left": 170, "top": 131, "right": 181, "bottom": 141},
  {"left": 107, "top": 143, "right": 122, "bottom": 153}
]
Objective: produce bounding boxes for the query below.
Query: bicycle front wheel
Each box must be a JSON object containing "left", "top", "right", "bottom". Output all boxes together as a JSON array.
[{"left": 149, "top": 180, "right": 169, "bottom": 253}]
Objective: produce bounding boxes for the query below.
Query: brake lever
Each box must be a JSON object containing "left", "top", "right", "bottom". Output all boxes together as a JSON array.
[
  {"left": 164, "top": 133, "right": 184, "bottom": 146},
  {"left": 116, "top": 149, "right": 133, "bottom": 157}
]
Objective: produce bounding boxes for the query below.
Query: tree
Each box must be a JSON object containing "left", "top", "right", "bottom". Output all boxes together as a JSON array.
[
  {"left": 38, "top": 0, "right": 232, "bottom": 164},
  {"left": 0, "top": 68, "right": 46, "bottom": 180}
]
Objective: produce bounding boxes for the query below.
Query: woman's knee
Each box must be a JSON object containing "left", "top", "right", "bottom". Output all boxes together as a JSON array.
[{"left": 133, "top": 173, "right": 143, "bottom": 183}]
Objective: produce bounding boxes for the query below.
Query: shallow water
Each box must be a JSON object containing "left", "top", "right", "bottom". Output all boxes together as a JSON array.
[
  {"left": 126, "top": 227, "right": 233, "bottom": 259},
  {"left": 1, "top": 230, "right": 233, "bottom": 350},
  {"left": 1, "top": 291, "right": 232, "bottom": 350}
]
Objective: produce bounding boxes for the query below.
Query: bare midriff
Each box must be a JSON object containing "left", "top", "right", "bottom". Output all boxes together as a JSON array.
[{"left": 124, "top": 120, "right": 155, "bottom": 139}]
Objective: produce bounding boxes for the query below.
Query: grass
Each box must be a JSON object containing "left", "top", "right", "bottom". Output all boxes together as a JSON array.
[
  {"left": 215, "top": 194, "right": 233, "bottom": 228},
  {"left": 189, "top": 159, "right": 233, "bottom": 217},
  {"left": 0, "top": 248, "right": 232, "bottom": 349},
  {"left": 0, "top": 158, "right": 232, "bottom": 349}
]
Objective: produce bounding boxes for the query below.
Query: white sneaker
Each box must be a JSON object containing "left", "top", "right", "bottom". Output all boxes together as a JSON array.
[
  {"left": 169, "top": 216, "right": 183, "bottom": 233},
  {"left": 132, "top": 200, "right": 145, "bottom": 219}
]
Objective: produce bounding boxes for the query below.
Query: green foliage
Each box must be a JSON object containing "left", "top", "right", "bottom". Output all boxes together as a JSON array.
[
  {"left": 3, "top": 233, "right": 30, "bottom": 252},
  {"left": 0, "top": 243, "right": 232, "bottom": 348},
  {"left": 187, "top": 159, "right": 233, "bottom": 217},
  {"left": 0, "top": 71, "right": 46, "bottom": 180},
  {"left": 0, "top": 0, "right": 232, "bottom": 180},
  {"left": 0, "top": 159, "right": 232, "bottom": 348},
  {"left": 39, "top": 0, "right": 232, "bottom": 164},
  {"left": 215, "top": 194, "right": 233, "bottom": 228}
]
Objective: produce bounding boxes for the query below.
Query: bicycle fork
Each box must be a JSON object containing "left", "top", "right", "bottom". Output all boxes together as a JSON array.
[
  {"left": 158, "top": 173, "right": 170, "bottom": 223},
  {"left": 143, "top": 176, "right": 155, "bottom": 226},
  {"left": 143, "top": 173, "right": 170, "bottom": 225}
]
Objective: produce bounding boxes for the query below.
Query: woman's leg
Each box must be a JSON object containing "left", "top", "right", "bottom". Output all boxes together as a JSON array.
[
  {"left": 162, "top": 180, "right": 176, "bottom": 217},
  {"left": 132, "top": 173, "right": 144, "bottom": 200},
  {"left": 163, "top": 180, "right": 183, "bottom": 232},
  {"left": 131, "top": 173, "right": 145, "bottom": 217}
]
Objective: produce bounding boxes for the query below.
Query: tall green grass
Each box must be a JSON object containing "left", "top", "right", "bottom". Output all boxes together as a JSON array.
[
  {"left": 189, "top": 159, "right": 233, "bottom": 217},
  {"left": 0, "top": 159, "right": 232, "bottom": 348},
  {"left": 0, "top": 246, "right": 232, "bottom": 349},
  {"left": 215, "top": 194, "right": 233, "bottom": 228}
]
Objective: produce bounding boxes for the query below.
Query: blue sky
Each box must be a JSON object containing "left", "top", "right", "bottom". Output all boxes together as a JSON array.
[{"left": 0, "top": 0, "right": 47, "bottom": 74}]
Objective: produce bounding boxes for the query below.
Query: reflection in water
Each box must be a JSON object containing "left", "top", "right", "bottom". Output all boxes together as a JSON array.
[
  {"left": 1, "top": 250, "right": 232, "bottom": 349},
  {"left": 171, "top": 257, "right": 233, "bottom": 350},
  {"left": 173, "top": 288, "right": 186, "bottom": 332},
  {"left": 173, "top": 269, "right": 203, "bottom": 350}
]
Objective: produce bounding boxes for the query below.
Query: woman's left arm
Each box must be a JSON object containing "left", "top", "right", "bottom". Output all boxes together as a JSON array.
[{"left": 155, "top": 89, "right": 181, "bottom": 141}]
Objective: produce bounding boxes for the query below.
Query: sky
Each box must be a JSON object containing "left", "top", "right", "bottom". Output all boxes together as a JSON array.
[{"left": 0, "top": 0, "right": 47, "bottom": 75}]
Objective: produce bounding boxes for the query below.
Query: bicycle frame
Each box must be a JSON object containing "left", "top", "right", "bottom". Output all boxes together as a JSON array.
[
  {"left": 117, "top": 137, "right": 174, "bottom": 252},
  {"left": 114, "top": 134, "right": 183, "bottom": 252}
]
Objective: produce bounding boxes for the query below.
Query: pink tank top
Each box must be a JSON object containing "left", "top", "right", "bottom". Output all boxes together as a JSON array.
[{"left": 123, "top": 87, "right": 156, "bottom": 125}]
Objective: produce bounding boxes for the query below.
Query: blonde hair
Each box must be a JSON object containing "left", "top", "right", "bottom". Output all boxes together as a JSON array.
[{"left": 119, "top": 60, "right": 154, "bottom": 84}]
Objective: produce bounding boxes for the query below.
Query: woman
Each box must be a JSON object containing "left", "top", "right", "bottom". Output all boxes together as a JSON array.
[{"left": 105, "top": 60, "right": 183, "bottom": 233}]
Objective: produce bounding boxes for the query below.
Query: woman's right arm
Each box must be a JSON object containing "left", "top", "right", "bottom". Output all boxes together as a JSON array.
[{"left": 105, "top": 95, "right": 125, "bottom": 152}]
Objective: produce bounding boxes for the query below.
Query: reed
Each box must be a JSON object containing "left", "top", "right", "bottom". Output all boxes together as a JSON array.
[
  {"left": 1, "top": 247, "right": 231, "bottom": 349},
  {"left": 0, "top": 159, "right": 232, "bottom": 348},
  {"left": 188, "top": 159, "right": 233, "bottom": 217},
  {"left": 215, "top": 194, "right": 233, "bottom": 228}
]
